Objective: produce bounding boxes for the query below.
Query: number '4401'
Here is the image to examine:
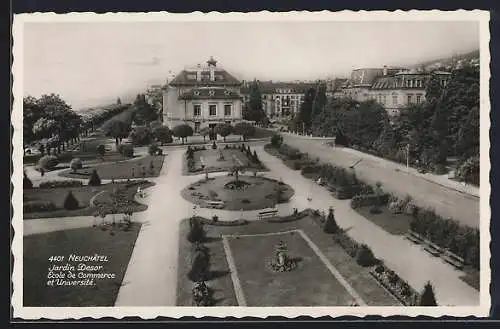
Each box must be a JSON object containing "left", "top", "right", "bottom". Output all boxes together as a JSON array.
[{"left": 48, "top": 256, "right": 64, "bottom": 262}]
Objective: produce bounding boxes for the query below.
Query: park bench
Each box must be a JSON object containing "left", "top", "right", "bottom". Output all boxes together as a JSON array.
[
  {"left": 441, "top": 250, "right": 465, "bottom": 269},
  {"left": 405, "top": 230, "right": 425, "bottom": 245},
  {"left": 422, "top": 238, "right": 443, "bottom": 257},
  {"left": 205, "top": 200, "right": 225, "bottom": 209},
  {"left": 258, "top": 208, "right": 278, "bottom": 220}
]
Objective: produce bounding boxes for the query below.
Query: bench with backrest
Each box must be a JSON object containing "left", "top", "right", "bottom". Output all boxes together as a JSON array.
[
  {"left": 258, "top": 208, "right": 278, "bottom": 220},
  {"left": 405, "top": 230, "right": 425, "bottom": 244},
  {"left": 205, "top": 200, "right": 225, "bottom": 209},
  {"left": 422, "top": 238, "right": 444, "bottom": 257},
  {"left": 441, "top": 250, "right": 465, "bottom": 269}
]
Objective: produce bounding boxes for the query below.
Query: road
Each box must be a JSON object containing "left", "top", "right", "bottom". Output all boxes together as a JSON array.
[{"left": 281, "top": 134, "right": 480, "bottom": 228}]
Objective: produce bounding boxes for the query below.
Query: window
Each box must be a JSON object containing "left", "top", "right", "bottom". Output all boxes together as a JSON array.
[
  {"left": 224, "top": 104, "right": 232, "bottom": 116},
  {"left": 382, "top": 95, "right": 387, "bottom": 104},
  {"left": 416, "top": 94, "right": 422, "bottom": 104},
  {"left": 209, "top": 104, "right": 217, "bottom": 116},
  {"left": 392, "top": 95, "right": 398, "bottom": 105},
  {"left": 407, "top": 94, "right": 412, "bottom": 104},
  {"left": 193, "top": 104, "right": 201, "bottom": 116}
]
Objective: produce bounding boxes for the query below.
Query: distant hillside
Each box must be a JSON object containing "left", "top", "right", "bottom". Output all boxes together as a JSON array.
[{"left": 412, "top": 49, "right": 480, "bottom": 71}]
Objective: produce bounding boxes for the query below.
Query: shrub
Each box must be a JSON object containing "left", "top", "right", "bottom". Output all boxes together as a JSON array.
[
  {"left": 351, "top": 193, "right": 390, "bottom": 209},
  {"left": 23, "top": 200, "right": 57, "bottom": 213},
  {"left": 356, "top": 244, "right": 377, "bottom": 267},
  {"left": 129, "top": 126, "right": 153, "bottom": 145},
  {"left": 148, "top": 143, "right": 159, "bottom": 155},
  {"left": 120, "top": 144, "right": 134, "bottom": 157},
  {"left": 38, "top": 155, "right": 59, "bottom": 170},
  {"left": 96, "top": 144, "right": 106, "bottom": 157},
  {"left": 39, "top": 180, "right": 83, "bottom": 188},
  {"left": 420, "top": 281, "right": 438, "bottom": 306},
  {"left": 188, "top": 249, "right": 210, "bottom": 282},
  {"left": 270, "top": 133, "right": 283, "bottom": 147},
  {"left": 208, "top": 190, "right": 218, "bottom": 200},
  {"left": 88, "top": 169, "right": 101, "bottom": 186},
  {"left": 187, "top": 217, "right": 206, "bottom": 243},
  {"left": 212, "top": 141, "right": 217, "bottom": 149},
  {"left": 323, "top": 207, "right": 339, "bottom": 234},
  {"left": 433, "top": 163, "right": 447, "bottom": 175},
  {"left": 63, "top": 191, "right": 80, "bottom": 210},
  {"left": 153, "top": 126, "right": 173, "bottom": 145},
  {"left": 23, "top": 171, "right": 33, "bottom": 189},
  {"left": 70, "top": 158, "right": 83, "bottom": 172}
]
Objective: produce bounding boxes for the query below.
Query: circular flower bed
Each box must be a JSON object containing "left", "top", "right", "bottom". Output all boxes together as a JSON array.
[{"left": 181, "top": 175, "right": 295, "bottom": 211}]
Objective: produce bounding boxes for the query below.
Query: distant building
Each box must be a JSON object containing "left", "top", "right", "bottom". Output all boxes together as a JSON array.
[
  {"left": 240, "top": 81, "right": 315, "bottom": 119},
  {"left": 339, "top": 66, "right": 452, "bottom": 116},
  {"left": 162, "top": 57, "right": 243, "bottom": 133}
]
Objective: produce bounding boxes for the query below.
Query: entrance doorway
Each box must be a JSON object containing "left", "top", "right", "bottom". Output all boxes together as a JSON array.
[{"left": 209, "top": 123, "right": 217, "bottom": 140}]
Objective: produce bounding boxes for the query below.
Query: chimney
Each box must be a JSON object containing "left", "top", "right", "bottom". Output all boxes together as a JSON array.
[
  {"left": 207, "top": 57, "right": 217, "bottom": 82},
  {"left": 196, "top": 64, "right": 202, "bottom": 82},
  {"left": 383, "top": 65, "right": 388, "bottom": 76}
]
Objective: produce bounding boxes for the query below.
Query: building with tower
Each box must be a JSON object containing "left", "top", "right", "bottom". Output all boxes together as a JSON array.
[{"left": 162, "top": 57, "right": 244, "bottom": 133}]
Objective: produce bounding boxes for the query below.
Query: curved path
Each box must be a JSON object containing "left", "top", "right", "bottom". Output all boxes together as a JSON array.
[{"left": 114, "top": 145, "right": 479, "bottom": 307}]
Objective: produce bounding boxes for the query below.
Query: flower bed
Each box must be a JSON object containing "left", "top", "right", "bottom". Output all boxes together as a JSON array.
[
  {"left": 38, "top": 180, "right": 84, "bottom": 189},
  {"left": 369, "top": 263, "right": 420, "bottom": 306}
]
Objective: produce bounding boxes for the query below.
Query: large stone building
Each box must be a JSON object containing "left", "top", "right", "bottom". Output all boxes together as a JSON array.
[
  {"left": 162, "top": 57, "right": 244, "bottom": 133},
  {"left": 240, "top": 81, "right": 314, "bottom": 119},
  {"left": 338, "top": 66, "right": 452, "bottom": 116}
]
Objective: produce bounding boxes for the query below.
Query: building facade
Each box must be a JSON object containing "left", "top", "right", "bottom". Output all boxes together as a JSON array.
[
  {"left": 240, "top": 81, "right": 314, "bottom": 119},
  {"left": 162, "top": 57, "right": 244, "bottom": 133},
  {"left": 339, "top": 66, "right": 452, "bottom": 116}
]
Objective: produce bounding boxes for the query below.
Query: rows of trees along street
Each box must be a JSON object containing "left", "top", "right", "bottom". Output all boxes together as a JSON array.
[{"left": 289, "top": 66, "right": 480, "bottom": 186}]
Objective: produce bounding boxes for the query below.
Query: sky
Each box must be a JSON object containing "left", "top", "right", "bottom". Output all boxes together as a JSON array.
[{"left": 22, "top": 20, "right": 480, "bottom": 110}]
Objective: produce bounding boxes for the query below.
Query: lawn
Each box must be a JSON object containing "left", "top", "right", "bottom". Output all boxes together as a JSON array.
[
  {"left": 184, "top": 147, "right": 267, "bottom": 175},
  {"left": 227, "top": 231, "right": 354, "bottom": 306},
  {"left": 59, "top": 155, "right": 165, "bottom": 180},
  {"left": 23, "top": 222, "right": 141, "bottom": 306},
  {"left": 354, "top": 206, "right": 412, "bottom": 235},
  {"left": 176, "top": 213, "right": 400, "bottom": 306},
  {"left": 23, "top": 180, "right": 154, "bottom": 219},
  {"left": 181, "top": 175, "right": 294, "bottom": 211}
]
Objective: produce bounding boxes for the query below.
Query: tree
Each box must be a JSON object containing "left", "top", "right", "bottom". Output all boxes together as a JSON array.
[
  {"left": 297, "top": 87, "right": 316, "bottom": 131},
  {"left": 244, "top": 80, "right": 267, "bottom": 123},
  {"left": 133, "top": 93, "right": 158, "bottom": 124},
  {"left": 420, "top": 281, "right": 438, "bottom": 306},
  {"left": 199, "top": 127, "right": 210, "bottom": 142},
  {"left": 271, "top": 133, "right": 283, "bottom": 148},
  {"left": 106, "top": 120, "right": 130, "bottom": 146},
  {"left": 310, "top": 83, "right": 327, "bottom": 122},
  {"left": 172, "top": 124, "right": 194, "bottom": 144},
  {"left": 117, "top": 97, "right": 122, "bottom": 105},
  {"left": 153, "top": 126, "right": 173, "bottom": 145},
  {"left": 129, "top": 126, "right": 153, "bottom": 146},
  {"left": 88, "top": 169, "right": 102, "bottom": 186},
  {"left": 233, "top": 122, "right": 255, "bottom": 141},
  {"left": 70, "top": 158, "right": 83, "bottom": 172},
  {"left": 38, "top": 155, "right": 59, "bottom": 170},
  {"left": 215, "top": 123, "right": 232, "bottom": 142}
]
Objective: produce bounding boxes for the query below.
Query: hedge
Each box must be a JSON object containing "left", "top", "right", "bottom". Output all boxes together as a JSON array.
[
  {"left": 350, "top": 193, "right": 390, "bottom": 209},
  {"left": 38, "top": 180, "right": 84, "bottom": 189},
  {"left": 23, "top": 200, "right": 57, "bottom": 213}
]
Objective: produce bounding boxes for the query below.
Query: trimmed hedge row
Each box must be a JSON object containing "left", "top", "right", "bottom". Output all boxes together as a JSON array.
[
  {"left": 23, "top": 200, "right": 57, "bottom": 213},
  {"left": 350, "top": 193, "right": 390, "bottom": 209},
  {"left": 38, "top": 180, "right": 84, "bottom": 189}
]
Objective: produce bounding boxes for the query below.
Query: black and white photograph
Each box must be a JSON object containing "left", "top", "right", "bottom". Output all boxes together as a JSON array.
[{"left": 11, "top": 10, "right": 491, "bottom": 319}]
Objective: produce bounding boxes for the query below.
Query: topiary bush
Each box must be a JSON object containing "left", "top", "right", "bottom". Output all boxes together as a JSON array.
[
  {"left": 88, "top": 169, "right": 101, "bottom": 186},
  {"left": 419, "top": 281, "right": 438, "bottom": 306},
  {"left": 187, "top": 217, "right": 206, "bottom": 243},
  {"left": 70, "top": 158, "right": 83, "bottom": 172},
  {"left": 212, "top": 141, "right": 217, "bottom": 149},
  {"left": 323, "top": 207, "right": 339, "bottom": 234},
  {"left": 38, "top": 155, "right": 59, "bottom": 170},
  {"left": 356, "top": 244, "right": 378, "bottom": 267},
  {"left": 63, "top": 191, "right": 80, "bottom": 210},
  {"left": 96, "top": 144, "right": 106, "bottom": 157},
  {"left": 188, "top": 249, "right": 210, "bottom": 282}
]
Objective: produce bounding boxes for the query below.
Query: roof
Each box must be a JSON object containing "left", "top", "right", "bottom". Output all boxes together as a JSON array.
[
  {"left": 240, "top": 81, "right": 315, "bottom": 94},
  {"left": 169, "top": 69, "right": 241, "bottom": 86},
  {"left": 178, "top": 88, "right": 242, "bottom": 100}
]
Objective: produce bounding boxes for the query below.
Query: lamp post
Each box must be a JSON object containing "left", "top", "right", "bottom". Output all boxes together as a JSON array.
[{"left": 406, "top": 143, "right": 410, "bottom": 173}]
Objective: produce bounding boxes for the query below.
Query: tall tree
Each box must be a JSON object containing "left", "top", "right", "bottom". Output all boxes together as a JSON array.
[
  {"left": 244, "top": 80, "right": 266, "bottom": 123},
  {"left": 133, "top": 93, "right": 158, "bottom": 124},
  {"left": 310, "top": 83, "right": 327, "bottom": 120},
  {"left": 297, "top": 87, "right": 316, "bottom": 131},
  {"left": 420, "top": 281, "right": 438, "bottom": 306}
]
